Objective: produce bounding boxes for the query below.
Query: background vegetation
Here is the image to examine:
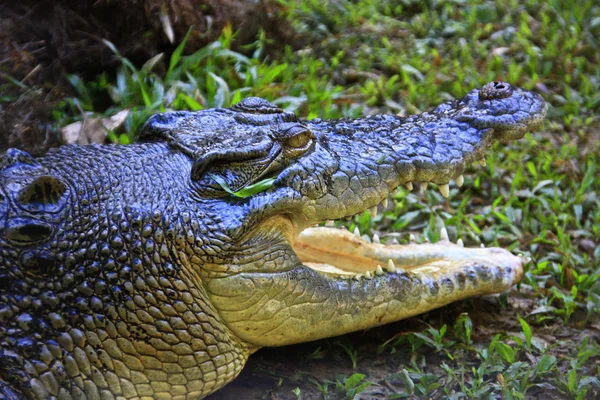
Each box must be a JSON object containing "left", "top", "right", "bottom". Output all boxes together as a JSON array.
[{"left": 3, "top": 0, "right": 600, "bottom": 398}]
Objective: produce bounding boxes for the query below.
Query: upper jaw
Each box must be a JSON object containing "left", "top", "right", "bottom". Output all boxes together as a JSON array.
[{"left": 224, "top": 83, "right": 548, "bottom": 238}]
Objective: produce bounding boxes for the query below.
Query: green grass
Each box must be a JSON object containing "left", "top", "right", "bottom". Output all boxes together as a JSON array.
[{"left": 16, "top": 0, "right": 600, "bottom": 398}]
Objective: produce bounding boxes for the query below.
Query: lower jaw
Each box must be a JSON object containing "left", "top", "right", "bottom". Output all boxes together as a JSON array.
[{"left": 293, "top": 226, "right": 524, "bottom": 286}]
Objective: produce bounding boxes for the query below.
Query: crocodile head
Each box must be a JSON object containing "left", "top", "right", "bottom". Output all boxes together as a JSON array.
[{"left": 0, "top": 82, "right": 547, "bottom": 399}]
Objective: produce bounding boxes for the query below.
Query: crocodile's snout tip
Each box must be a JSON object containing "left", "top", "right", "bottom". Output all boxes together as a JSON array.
[{"left": 479, "top": 81, "right": 513, "bottom": 100}]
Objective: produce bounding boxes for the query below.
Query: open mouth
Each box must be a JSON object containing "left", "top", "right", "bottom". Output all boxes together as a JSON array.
[
  {"left": 294, "top": 226, "right": 523, "bottom": 285},
  {"left": 289, "top": 171, "right": 524, "bottom": 295}
]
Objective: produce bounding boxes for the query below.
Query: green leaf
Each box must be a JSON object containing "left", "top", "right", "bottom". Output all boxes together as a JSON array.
[
  {"left": 568, "top": 367, "right": 578, "bottom": 393},
  {"left": 518, "top": 316, "right": 532, "bottom": 350},
  {"left": 454, "top": 313, "right": 473, "bottom": 345},
  {"left": 398, "top": 369, "right": 414, "bottom": 395},
  {"left": 535, "top": 354, "right": 556, "bottom": 375},
  {"left": 344, "top": 373, "right": 365, "bottom": 391},
  {"left": 118, "top": 134, "right": 131, "bottom": 145},
  {"left": 168, "top": 26, "right": 193, "bottom": 75},
  {"left": 102, "top": 39, "right": 119, "bottom": 55},
  {"left": 208, "top": 72, "right": 231, "bottom": 107},
  {"left": 209, "top": 174, "right": 276, "bottom": 198},
  {"left": 494, "top": 341, "right": 516, "bottom": 364}
]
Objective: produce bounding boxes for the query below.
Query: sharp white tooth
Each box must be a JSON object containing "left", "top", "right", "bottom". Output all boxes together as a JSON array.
[
  {"left": 409, "top": 234, "right": 416, "bottom": 243},
  {"left": 353, "top": 227, "right": 361, "bottom": 237},
  {"left": 406, "top": 182, "right": 413, "bottom": 191},
  {"left": 365, "top": 271, "right": 373, "bottom": 279},
  {"left": 440, "top": 227, "right": 449, "bottom": 241},
  {"left": 457, "top": 238, "right": 464, "bottom": 247},
  {"left": 370, "top": 206, "right": 378, "bottom": 217},
  {"left": 421, "top": 182, "right": 428, "bottom": 191},
  {"left": 376, "top": 265, "right": 384, "bottom": 275},
  {"left": 382, "top": 198, "right": 388, "bottom": 209},
  {"left": 373, "top": 234, "right": 380, "bottom": 244},
  {"left": 456, "top": 175, "right": 464, "bottom": 187},
  {"left": 480, "top": 243, "right": 485, "bottom": 248},
  {"left": 387, "top": 259, "right": 396, "bottom": 273},
  {"left": 518, "top": 254, "right": 523, "bottom": 257},
  {"left": 390, "top": 238, "right": 399, "bottom": 245},
  {"left": 479, "top": 159, "right": 487, "bottom": 167},
  {"left": 325, "top": 220, "right": 335, "bottom": 226},
  {"left": 354, "top": 274, "right": 363, "bottom": 280},
  {"left": 439, "top": 183, "right": 450, "bottom": 198}
]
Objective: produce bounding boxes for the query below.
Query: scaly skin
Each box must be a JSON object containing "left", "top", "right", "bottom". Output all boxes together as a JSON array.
[{"left": 0, "top": 82, "right": 547, "bottom": 399}]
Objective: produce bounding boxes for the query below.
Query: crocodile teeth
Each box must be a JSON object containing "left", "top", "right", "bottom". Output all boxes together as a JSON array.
[
  {"left": 387, "top": 259, "right": 396, "bottom": 273},
  {"left": 457, "top": 238, "right": 464, "bottom": 247},
  {"left": 373, "top": 234, "right": 380, "bottom": 244},
  {"left": 409, "top": 234, "right": 416, "bottom": 243},
  {"left": 405, "top": 182, "right": 413, "bottom": 191},
  {"left": 389, "top": 238, "right": 399, "bottom": 244},
  {"left": 440, "top": 227, "right": 449, "bottom": 241},
  {"left": 421, "top": 182, "right": 428, "bottom": 191},
  {"left": 354, "top": 274, "right": 363, "bottom": 280},
  {"left": 439, "top": 183, "right": 450, "bottom": 198},
  {"left": 376, "top": 265, "right": 384, "bottom": 275},
  {"left": 353, "top": 227, "right": 361, "bottom": 237},
  {"left": 382, "top": 198, "right": 388, "bottom": 209},
  {"left": 325, "top": 220, "right": 335, "bottom": 226},
  {"left": 479, "top": 159, "right": 487, "bottom": 167},
  {"left": 480, "top": 243, "right": 485, "bottom": 248},
  {"left": 456, "top": 175, "right": 464, "bottom": 187},
  {"left": 370, "top": 206, "right": 378, "bottom": 217},
  {"left": 364, "top": 271, "right": 373, "bottom": 279}
]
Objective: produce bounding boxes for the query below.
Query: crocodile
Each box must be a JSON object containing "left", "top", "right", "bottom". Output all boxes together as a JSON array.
[{"left": 0, "top": 81, "right": 547, "bottom": 399}]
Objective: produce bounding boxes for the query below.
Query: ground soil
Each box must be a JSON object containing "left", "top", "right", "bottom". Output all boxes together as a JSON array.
[{"left": 0, "top": 0, "right": 294, "bottom": 155}]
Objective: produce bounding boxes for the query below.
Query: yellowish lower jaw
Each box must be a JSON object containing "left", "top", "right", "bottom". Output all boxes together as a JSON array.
[{"left": 293, "top": 227, "right": 524, "bottom": 286}]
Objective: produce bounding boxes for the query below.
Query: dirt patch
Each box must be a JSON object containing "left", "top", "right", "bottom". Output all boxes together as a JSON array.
[
  {"left": 1, "top": 0, "right": 294, "bottom": 83},
  {"left": 0, "top": 0, "right": 295, "bottom": 155}
]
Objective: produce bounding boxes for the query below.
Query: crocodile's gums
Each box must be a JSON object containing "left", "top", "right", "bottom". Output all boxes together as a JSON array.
[{"left": 0, "top": 82, "right": 547, "bottom": 399}]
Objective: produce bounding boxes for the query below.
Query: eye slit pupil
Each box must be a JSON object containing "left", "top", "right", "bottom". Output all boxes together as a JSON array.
[{"left": 285, "top": 131, "right": 312, "bottom": 149}]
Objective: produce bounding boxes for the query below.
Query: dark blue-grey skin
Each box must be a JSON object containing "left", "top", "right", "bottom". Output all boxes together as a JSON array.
[{"left": 0, "top": 82, "right": 547, "bottom": 399}]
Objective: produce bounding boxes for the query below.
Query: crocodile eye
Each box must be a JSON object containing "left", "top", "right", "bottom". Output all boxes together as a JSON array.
[
  {"left": 279, "top": 125, "right": 315, "bottom": 157},
  {"left": 285, "top": 132, "right": 311, "bottom": 149}
]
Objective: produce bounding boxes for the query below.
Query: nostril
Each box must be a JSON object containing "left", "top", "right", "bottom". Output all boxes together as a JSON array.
[
  {"left": 6, "top": 218, "right": 54, "bottom": 244},
  {"left": 480, "top": 81, "right": 513, "bottom": 100}
]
